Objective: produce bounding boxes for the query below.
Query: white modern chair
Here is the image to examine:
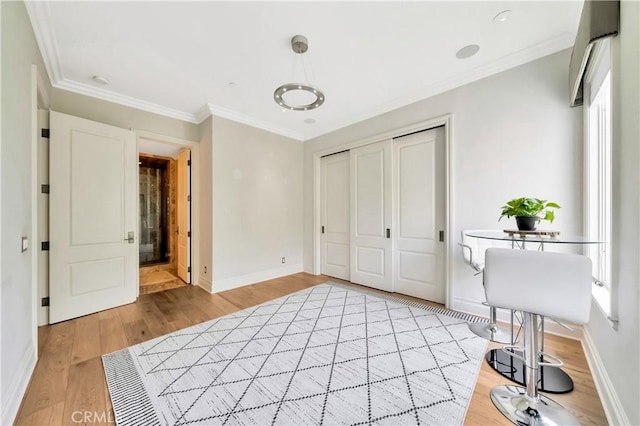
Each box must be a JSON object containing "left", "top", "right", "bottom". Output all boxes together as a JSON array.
[
  {"left": 459, "top": 231, "right": 511, "bottom": 343},
  {"left": 483, "top": 248, "right": 592, "bottom": 425}
]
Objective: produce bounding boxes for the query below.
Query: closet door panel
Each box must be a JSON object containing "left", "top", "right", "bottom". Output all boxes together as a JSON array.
[
  {"left": 321, "top": 152, "right": 350, "bottom": 280},
  {"left": 350, "top": 140, "right": 392, "bottom": 291},
  {"left": 393, "top": 128, "right": 445, "bottom": 303}
]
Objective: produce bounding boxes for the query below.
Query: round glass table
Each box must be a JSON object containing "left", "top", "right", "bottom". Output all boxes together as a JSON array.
[{"left": 464, "top": 230, "right": 603, "bottom": 394}]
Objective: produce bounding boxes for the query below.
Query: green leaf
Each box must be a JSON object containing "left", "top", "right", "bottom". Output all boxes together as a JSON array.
[{"left": 498, "top": 196, "right": 560, "bottom": 223}]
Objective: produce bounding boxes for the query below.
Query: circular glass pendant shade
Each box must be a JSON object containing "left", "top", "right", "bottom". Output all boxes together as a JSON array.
[{"left": 274, "top": 83, "right": 325, "bottom": 111}]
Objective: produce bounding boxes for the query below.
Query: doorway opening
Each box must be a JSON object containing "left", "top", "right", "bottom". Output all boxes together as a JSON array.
[
  {"left": 138, "top": 138, "right": 192, "bottom": 295},
  {"left": 139, "top": 155, "right": 169, "bottom": 265}
]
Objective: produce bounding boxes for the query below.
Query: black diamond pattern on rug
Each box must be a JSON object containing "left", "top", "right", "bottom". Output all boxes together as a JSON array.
[{"left": 103, "top": 283, "right": 487, "bottom": 426}]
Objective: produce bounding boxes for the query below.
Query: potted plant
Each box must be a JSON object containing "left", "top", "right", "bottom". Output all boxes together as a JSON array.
[{"left": 498, "top": 197, "right": 561, "bottom": 231}]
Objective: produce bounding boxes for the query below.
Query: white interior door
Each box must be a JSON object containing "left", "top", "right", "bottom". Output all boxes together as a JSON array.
[
  {"left": 176, "top": 148, "right": 191, "bottom": 283},
  {"left": 393, "top": 128, "right": 445, "bottom": 302},
  {"left": 49, "top": 111, "right": 138, "bottom": 323},
  {"left": 321, "top": 151, "right": 350, "bottom": 280},
  {"left": 350, "top": 140, "right": 393, "bottom": 291}
]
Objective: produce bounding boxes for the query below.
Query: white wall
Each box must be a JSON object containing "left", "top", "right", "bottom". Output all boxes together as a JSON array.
[
  {"left": 0, "top": 2, "right": 51, "bottom": 424},
  {"left": 51, "top": 88, "right": 200, "bottom": 142},
  {"left": 211, "top": 116, "right": 303, "bottom": 291},
  {"left": 585, "top": 1, "right": 640, "bottom": 424},
  {"left": 303, "top": 49, "right": 583, "bottom": 319},
  {"left": 198, "top": 117, "right": 213, "bottom": 291}
]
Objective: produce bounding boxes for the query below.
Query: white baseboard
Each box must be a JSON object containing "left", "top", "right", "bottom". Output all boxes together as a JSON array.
[
  {"left": 1, "top": 343, "right": 37, "bottom": 425},
  {"left": 198, "top": 277, "right": 213, "bottom": 293},
  {"left": 452, "top": 296, "right": 583, "bottom": 340},
  {"left": 582, "top": 327, "right": 630, "bottom": 425},
  {"left": 212, "top": 264, "right": 304, "bottom": 293}
]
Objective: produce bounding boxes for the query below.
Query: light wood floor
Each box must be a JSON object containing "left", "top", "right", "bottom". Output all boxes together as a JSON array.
[{"left": 16, "top": 273, "right": 606, "bottom": 425}]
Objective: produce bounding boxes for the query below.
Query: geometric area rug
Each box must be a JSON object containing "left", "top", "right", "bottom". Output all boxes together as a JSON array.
[{"left": 102, "top": 283, "right": 488, "bottom": 425}]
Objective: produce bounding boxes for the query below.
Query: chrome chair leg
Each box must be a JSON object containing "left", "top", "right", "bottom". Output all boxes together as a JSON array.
[
  {"left": 490, "top": 313, "right": 580, "bottom": 425},
  {"left": 468, "top": 306, "right": 512, "bottom": 343}
]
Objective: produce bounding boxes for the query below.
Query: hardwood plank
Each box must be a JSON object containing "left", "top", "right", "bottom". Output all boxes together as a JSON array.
[
  {"left": 139, "top": 299, "right": 177, "bottom": 336},
  {"left": 62, "top": 357, "right": 108, "bottom": 426},
  {"left": 70, "top": 314, "right": 101, "bottom": 365},
  {"left": 148, "top": 290, "right": 186, "bottom": 323},
  {"left": 37, "top": 325, "right": 51, "bottom": 358},
  {"left": 18, "top": 320, "right": 75, "bottom": 417},
  {"left": 99, "top": 311, "right": 129, "bottom": 354},
  {"left": 15, "top": 401, "right": 63, "bottom": 426},
  {"left": 164, "top": 291, "right": 212, "bottom": 325},
  {"left": 121, "top": 318, "right": 154, "bottom": 346},
  {"left": 49, "top": 401, "right": 65, "bottom": 426}
]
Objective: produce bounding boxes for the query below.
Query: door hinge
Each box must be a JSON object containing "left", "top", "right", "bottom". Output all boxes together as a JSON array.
[
  {"left": 41, "top": 184, "right": 50, "bottom": 194},
  {"left": 321, "top": 225, "right": 325, "bottom": 234},
  {"left": 187, "top": 231, "right": 191, "bottom": 237},
  {"left": 41, "top": 241, "right": 50, "bottom": 251},
  {"left": 41, "top": 129, "right": 50, "bottom": 138},
  {"left": 439, "top": 230, "right": 445, "bottom": 242},
  {"left": 187, "top": 195, "right": 191, "bottom": 202},
  {"left": 386, "top": 228, "right": 391, "bottom": 239},
  {"left": 187, "top": 266, "right": 191, "bottom": 273},
  {"left": 41, "top": 297, "right": 50, "bottom": 307},
  {"left": 187, "top": 160, "right": 191, "bottom": 166}
]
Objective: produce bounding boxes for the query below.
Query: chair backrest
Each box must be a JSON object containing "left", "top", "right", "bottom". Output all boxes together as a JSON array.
[
  {"left": 484, "top": 248, "right": 592, "bottom": 324},
  {"left": 459, "top": 230, "right": 502, "bottom": 272}
]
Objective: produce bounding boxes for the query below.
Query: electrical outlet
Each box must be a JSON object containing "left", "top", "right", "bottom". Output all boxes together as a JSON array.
[{"left": 281, "top": 257, "right": 286, "bottom": 264}]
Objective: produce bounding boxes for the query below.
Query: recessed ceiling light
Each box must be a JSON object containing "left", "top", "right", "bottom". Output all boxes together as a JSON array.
[
  {"left": 493, "top": 10, "right": 512, "bottom": 23},
  {"left": 456, "top": 44, "right": 480, "bottom": 59},
  {"left": 304, "top": 118, "right": 316, "bottom": 124},
  {"left": 228, "top": 82, "right": 236, "bottom": 87},
  {"left": 92, "top": 75, "right": 109, "bottom": 85}
]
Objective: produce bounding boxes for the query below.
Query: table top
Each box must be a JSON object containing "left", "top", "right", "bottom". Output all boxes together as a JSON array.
[{"left": 464, "top": 230, "right": 604, "bottom": 245}]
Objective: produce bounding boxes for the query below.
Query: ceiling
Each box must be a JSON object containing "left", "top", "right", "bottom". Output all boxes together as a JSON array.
[{"left": 26, "top": 1, "right": 583, "bottom": 141}]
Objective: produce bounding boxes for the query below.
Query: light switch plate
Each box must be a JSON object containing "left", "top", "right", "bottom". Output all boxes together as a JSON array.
[{"left": 21, "top": 236, "right": 28, "bottom": 253}]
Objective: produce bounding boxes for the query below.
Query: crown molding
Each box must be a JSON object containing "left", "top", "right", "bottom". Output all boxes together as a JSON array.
[
  {"left": 203, "top": 103, "right": 305, "bottom": 141},
  {"left": 304, "top": 32, "right": 576, "bottom": 141},
  {"left": 25, "top": 1, "right": 63, "bottom": 83},
  {"left": 55, "top": 79, "right": 199, "bottom": 123}
]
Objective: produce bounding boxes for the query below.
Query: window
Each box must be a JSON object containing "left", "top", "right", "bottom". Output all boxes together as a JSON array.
[{"left": 584, "top": 39, "right": 613, "bottom": 317}]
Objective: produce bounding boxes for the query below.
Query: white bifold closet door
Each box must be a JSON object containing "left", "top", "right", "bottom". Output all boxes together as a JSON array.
[
  {"left": 350, "top": 140, "right": 393, "bottom": 291},
  {"left": 320, "top": 151, "right": 350, "bottom": 280},
  {"left": 392, "top": 128, "right": 445, "bottom": 303}
]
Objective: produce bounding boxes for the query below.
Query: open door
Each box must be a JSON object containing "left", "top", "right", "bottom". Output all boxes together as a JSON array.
[
  {"left": 49, "top": 111, "right": 138, "bottom": 323},
  {"left": 176, "top": 149, "right": 191, "bottom": 283}
]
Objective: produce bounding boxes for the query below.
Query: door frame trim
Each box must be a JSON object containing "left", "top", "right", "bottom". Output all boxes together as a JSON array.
[
  {"left": 312, "top": 114, "right": 454, "bottom": 308},
  {"left": 31, "top": 65, "right": 50, "bottom": 330},
  {"left": 134, "top": 129, "right": 200, "bottom": 295}
]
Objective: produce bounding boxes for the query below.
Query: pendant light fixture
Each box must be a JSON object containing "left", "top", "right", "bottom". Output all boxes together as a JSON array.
[{"left": 274, "top": 35, "right": 325, "bottom": 111}]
